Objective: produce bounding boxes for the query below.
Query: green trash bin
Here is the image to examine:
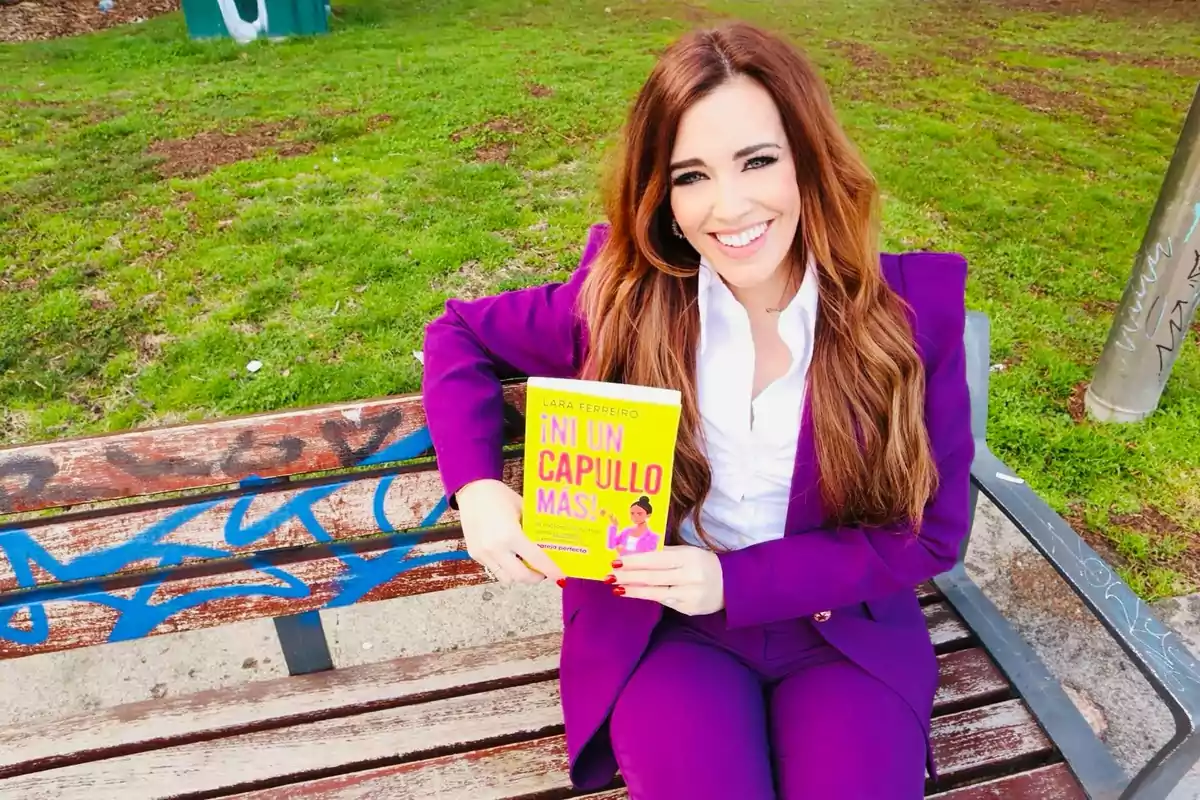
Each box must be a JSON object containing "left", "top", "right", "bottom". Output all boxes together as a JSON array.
[{"left": 181, "top": 0, "right": 329, "bottom": 42}]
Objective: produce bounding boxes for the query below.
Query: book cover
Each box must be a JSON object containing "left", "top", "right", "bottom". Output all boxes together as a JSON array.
[{"left": 522, "top": 377, "right": 682, "bottom": 581}]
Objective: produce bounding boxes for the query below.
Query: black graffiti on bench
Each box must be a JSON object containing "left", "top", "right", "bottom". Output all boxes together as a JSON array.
[
  {"left": 3, "top": 395, "right": 527, "bottom": 515},
  {"left": 103, "top": 446, "right": 216, "bottom": 479},
  {"left": 220, "top": 431, "right": 307, "bottom": 475},
  {"left": 320, "top": 409, "right": 405, "bottom": 467},
  {"left": 2, "top": 410, "right": 413, "bottom": 514},
  {"left": 0, "top": 456, "right": 105, "bottom": 516}
]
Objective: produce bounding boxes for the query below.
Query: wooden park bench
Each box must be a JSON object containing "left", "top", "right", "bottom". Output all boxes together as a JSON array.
[{"left": 0, "top": 309, "right": 1197, "bottom": 799}]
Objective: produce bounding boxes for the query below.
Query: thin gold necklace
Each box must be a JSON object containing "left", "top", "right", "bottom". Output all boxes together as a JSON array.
[{"left": 765, "top": 271, "right": 798, "bottom": 314}]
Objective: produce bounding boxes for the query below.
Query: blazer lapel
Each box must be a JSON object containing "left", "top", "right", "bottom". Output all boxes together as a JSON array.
[{"left": 785, "top": 395, "right": 824, "bottom": 534}]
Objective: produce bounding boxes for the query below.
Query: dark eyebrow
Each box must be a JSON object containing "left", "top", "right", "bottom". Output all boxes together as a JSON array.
[
  {"left": 668, "top": 142, "right": 782, "bottom": 172},
  {"left": 734, "top": 142, "right": 781, "bottom": 159}
]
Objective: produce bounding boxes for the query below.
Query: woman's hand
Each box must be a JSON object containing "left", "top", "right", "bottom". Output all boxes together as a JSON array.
[
  {"left": 455, "top": 479, "right": 565, "bottom": 585},
  {"left": 611, "top": 545, "right": 725, "bottom": 616}
]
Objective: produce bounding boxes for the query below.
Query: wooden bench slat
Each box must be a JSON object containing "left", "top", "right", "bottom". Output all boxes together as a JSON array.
[
  {"left": 567, "top": 763, "right": 1087, "bottom": 800},
  {"left": 0, "top": 548, "right": 964, "bottom": 659},
  {"left": 0, "top": 386, "right": 527, "bottom": 516},
  {"left": 0, "top": 460, "right": 520, "bottom": 593},
  {"left": 232, "top": 735, "right": 571, "bottom": 800},
  {"left": 0, "top": 627, "right": 1003, "bottom": 782},
  {"left": 3, "top": 641, "right": 1033, "bottom": 798},
  {"left": 927, "top": 763, "right": 1085, "bottom": 799},
  {"left": 926, "top": 601, "right": 971, "bottom": 651},
  {"left": 1, "top": 500, "right": 964, "bottom": 658},
  {"left": 931, "top": 699, "right": 1054, "bottom": 782},
  {"left": 229, "top": 697, "right": 1055, "bottom": 799},
  {"left": 0, "top": 536, "right": 484, "bottom": 659},
  {"left": 3, "top": 681, "right": 564, "bottom": 800},
  {"left": 0, "top": 396, "right": 423, "bottom": 516},
  {"left": 916, "top": 581, "right": 941, "bottom": 603},
  {"left": 932, "top": 649, "right": 1008, "bottom": 711},
  {"left": 0, "top": 632, "right": 561, "bottom": 778}
]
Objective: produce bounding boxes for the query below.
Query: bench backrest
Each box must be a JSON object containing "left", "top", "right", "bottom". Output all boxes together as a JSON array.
[
  {"left": 0, "top": 388, "right": 527, "bottom": 661},
  {"left": 0, "top": 314, "right": 990, "bottom": 663}
]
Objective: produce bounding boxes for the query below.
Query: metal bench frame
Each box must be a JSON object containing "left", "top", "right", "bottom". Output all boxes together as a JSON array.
[{"left": 947, "top": 311, "right": 1200, "bottom": 800}]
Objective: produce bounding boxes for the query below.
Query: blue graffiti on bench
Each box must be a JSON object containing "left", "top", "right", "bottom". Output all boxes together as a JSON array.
[{"left": 0, "top": 425, "right": 466, "bottom": 648}]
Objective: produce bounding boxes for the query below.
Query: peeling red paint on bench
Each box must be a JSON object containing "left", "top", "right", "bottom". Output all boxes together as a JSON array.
[
  {"left": 0, "top": 461, "right": 523, "bottom": 592},
  {"left": 0, "top": 386, "right": 527, "bottom": 515}
]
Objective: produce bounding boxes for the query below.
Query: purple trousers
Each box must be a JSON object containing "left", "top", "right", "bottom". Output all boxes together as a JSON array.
[{"left": 609, "top": 606, "right": 927, "bottom": 799}]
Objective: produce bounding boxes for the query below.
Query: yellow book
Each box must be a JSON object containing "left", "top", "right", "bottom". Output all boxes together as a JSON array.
[{"left": 522, "top": 377, "right": 682, "bottom": 581}]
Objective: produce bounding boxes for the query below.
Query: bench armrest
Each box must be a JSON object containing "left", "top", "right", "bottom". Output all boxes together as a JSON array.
[{"left": 972, "top": 446, "right": 1200, "bottom": 800}]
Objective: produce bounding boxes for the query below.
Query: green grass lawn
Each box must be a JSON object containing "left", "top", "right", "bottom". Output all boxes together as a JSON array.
[{"left": 2, "top": 0, "right": 1198, "bottom": 598}]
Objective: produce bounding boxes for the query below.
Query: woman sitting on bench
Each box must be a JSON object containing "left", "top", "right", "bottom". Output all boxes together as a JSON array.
[{"left": 423, "top": 20, "right": 973, "bottom": 800}]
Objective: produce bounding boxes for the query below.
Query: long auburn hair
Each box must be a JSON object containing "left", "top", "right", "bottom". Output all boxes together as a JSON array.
[{"left": 578, "top": 22, "right": 937, "bottom": 546}]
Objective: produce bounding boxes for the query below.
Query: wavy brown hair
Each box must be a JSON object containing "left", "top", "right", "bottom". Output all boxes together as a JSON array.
[{"left": 578, "top": 22, "right": 937, "bottom": 545}]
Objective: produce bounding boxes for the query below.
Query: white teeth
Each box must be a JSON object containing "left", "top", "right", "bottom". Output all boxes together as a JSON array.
[{"left": 715, "top": 222, "right": 768, "bottom": 248}]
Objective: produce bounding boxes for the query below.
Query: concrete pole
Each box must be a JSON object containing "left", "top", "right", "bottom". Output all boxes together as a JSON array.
[{"left": 1086, "top": 83, "right": 1200, "bottom": 423}]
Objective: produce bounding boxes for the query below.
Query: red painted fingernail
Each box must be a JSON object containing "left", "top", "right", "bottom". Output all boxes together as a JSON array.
[
  {"left": 604, "top": 574, "right": 617, "bottom": 584},
  {"left": 613, "top": 586, "right": 625, "bottom": 596},
  {"left": 611, "top": 559, "right": 623, "bottom": 569},
  {"left": 556, "top": 578, "right": 566, "bottom": 588}
]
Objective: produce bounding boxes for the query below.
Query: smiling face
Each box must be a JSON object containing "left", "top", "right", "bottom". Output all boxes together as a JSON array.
[
  {"left": 629, "top": 505, "right": 648, "bottom": 526},
  {"left": 668, "top": 74, "right": 801, "bottom": 293}
]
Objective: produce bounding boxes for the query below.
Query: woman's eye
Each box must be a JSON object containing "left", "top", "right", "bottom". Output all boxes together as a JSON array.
[
  {"left": 745, "top": 155, "right": 778, "bottom": 170},
  {"left": 671, "top": 171, "right": 705, "bottom": 186}
]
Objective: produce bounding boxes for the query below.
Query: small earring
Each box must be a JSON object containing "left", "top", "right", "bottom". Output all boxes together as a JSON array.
[{"left": 671, "top": 219, "right": 685, "bottom": 239}]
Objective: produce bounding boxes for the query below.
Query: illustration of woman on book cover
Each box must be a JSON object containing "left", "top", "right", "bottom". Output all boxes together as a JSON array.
[{"left": 605, "top": 496, "right": 660, "bottom": 555}]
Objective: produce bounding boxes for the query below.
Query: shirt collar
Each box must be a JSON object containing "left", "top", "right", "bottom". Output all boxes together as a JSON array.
[{"left": 697, "top": 253, "right": 819, "bottom": 357}]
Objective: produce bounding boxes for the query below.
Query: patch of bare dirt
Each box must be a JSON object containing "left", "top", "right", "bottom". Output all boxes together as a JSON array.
[
  {"left": 1082, "top": 298, "right": 1118, "bottom": 317},
  {"left": 365, "top": 113, "right": 393, "bottom": 132},
  {"left": 135, "top": 332, "right": 172, "bottom": 364},
  {"left": 1111, "top": 506, "right": 1187, "bottom": 537},
  {"left": 611, "top": 0, "right": 725, "bottom": 25},
  {"left": 829, "top": 40, "right": 891, "bottom": 74},
  {"left": 1044, "top": 45, "right": 1200, "bottom": 78},
  {"left": 1063, "top": 504, "right": 1128, "bottom": 571},
  {"left": 1067, "top": 380, "right": 1088, "bottom": 423},
  {"left": 985, "top": 0, "right": 1198, "bottom": 23},
  {"left": 1110, "top": 506, "right": 1199, "bottom": 585},
  {"left": 147, "top": 122, "right": 313, "bottom": 179},
  {"left": 946, "top": 35, "right": 1001, "bottom": 64},
  {"left": 474, "top": 142, "right": 513, "bottom": 164},
  {"left": 992, "top": 78, "right": 1109, "bottom": 124},
  {"left": 902, "top": 57, "right": 941, "bottom": 79},
  {"left": 827, "top": 40, "right": 942, "bottom": 103},
  {"left": 450, "top": 116, "right": 524, "bottom": 142},
  {"left": 450, "top": 117, "right": 523, "bottom": 164},
  {"left": 0, "top": 409, "right": 33, "bottom": 447},
  {"left": 0, "top": 0, "right": 178, "bottom": 42},
  {"left": 526, "top": 83, "right": 554, "bottom": 98},
  {"left": 83, "top": 287, "right": 115, "bottom": 311}
]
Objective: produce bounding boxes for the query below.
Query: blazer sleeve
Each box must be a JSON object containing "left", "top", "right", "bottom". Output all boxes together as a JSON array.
[
  {"left": 717, "top": 253, "right": 974, "bottom": 628},
  {"left": 422, "top": 224, "right": 608, "bottom": 501}
]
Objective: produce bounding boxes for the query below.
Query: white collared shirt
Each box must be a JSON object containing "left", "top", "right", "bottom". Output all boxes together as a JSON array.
[{"left": 677, "top": 257, "right": 819, "bottom": 551}]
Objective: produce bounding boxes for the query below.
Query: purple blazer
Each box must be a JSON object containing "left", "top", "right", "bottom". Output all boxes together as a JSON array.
[{"left": 422, "top": 223, "right": 974, "bottom": 790}]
